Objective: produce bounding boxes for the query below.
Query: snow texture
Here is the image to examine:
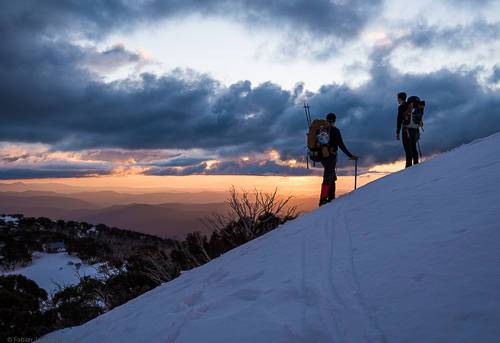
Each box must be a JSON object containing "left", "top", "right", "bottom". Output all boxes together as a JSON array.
[
  {"left": 2, "top": 252, "right": 101, "bottom": 294},
  {"left": 38, "top": 132, "right": 500, "bottom": 342}
]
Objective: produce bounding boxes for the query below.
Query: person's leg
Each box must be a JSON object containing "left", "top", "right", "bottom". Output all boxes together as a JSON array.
[
  {"left": 319, "top": 160, "right": 330, "bottom": 206},
  {"left": 328, "top": 182, "right": 336, "bottom": 202},
  {"left": 402, "top": 130, "right": 412, "bottom": 167},
  {"left": 327, "top": 155, "right": 337, "bottom": 202},
  {"left": 410, "top": 129, "right": 419, "bottom": 165},
  {"left": 320, "top": 158, "right": 333, "bottom": 206}
]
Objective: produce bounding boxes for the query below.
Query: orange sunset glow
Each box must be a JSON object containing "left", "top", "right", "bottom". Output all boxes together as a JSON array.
[{"left": 2, "top": 168, "right": 396, "bottom": 197}]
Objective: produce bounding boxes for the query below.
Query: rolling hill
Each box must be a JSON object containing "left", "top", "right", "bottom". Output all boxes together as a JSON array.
[{"left": 75, "top": 202, "right": 228, "bottom": 239}]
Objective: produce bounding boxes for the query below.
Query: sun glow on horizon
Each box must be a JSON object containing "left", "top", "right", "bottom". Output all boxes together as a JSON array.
[{"left": 1, "top": 163, "right": 398, "bottom": 197}]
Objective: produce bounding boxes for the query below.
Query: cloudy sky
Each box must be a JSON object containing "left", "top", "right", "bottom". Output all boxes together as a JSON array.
[{"left": 1, "top": 0, "right": 500, "bottom": 180}]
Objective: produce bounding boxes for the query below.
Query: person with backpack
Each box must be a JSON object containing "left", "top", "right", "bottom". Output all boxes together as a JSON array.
[
  {"left": 396, "top": 92, "right": 421, "bottom": 168},
  {"left": 316, "top": 112, "right": 358, "bottom": 206}
]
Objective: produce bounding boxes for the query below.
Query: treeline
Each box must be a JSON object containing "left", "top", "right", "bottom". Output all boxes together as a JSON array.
[
  {"left": 0, "top": 215, "right": 175, "bottom": 270},
  {"left": 0, "top": 189, "right": 296, "bottom": 341}
]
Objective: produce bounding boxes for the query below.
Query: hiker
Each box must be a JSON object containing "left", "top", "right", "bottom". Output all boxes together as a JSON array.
[
  {"left": 318, "top": 112, "right": 358, "bottom": 206},
  {"left": 396, "top": 92, "right": 419, "bottom": 168}
]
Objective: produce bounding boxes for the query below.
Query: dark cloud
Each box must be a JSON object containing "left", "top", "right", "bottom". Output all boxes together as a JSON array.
[
  {"left": 0, "top": 168, "right": 110, "bottom": 180},
  {"left": 79, "top": 149, "right": 179, "bottom": 163},
  {"left": 145, "top": 159, "right": 311, "bottom": 176},
  {"left": 489, "top": 65, "right": 500, "bottom": 84},
  {"left": 1, "top": 0, "right": 381, "bottom": 67},
  {"left": 148, "top": 157, "right": 211, "bottom": 168},
  {"left": 1, "top": 154, "right": 30, "bottom": 163},
  {"left": 2, "top": 0, "right": 380, "bottom": 41},
  {"left": 0, "top": 61, "right": 294, "bottom": 151},
  {"left": 400, "top": 20, "right": 500, "bottom": 49},
  {"left": 80, "top": 43, "right": 149, "bottom": 73}
]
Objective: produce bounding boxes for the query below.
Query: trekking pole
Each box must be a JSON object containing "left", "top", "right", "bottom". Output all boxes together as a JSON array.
[
  {"left": 305, "top": 146, "right": 309, "bottom": 169},
  {"left": 303, "top": 102, "right": 312, "bottom": 169},
  {"left": 417, "top": 127, "right": 424, "bottom": 160},
  {"left": 303, "top": 102, "right": 312, "bottom": 126},
  {"left": 354, "top": 158, "right": 358, "bottom": 190}
]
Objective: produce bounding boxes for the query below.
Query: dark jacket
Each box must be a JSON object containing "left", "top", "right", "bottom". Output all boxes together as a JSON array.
[
  {"left": 328, "top": 126, "right": 354, "bottom": 158},
  {"left": 396, "top": 102, "right": 410, "bottom": 134}
]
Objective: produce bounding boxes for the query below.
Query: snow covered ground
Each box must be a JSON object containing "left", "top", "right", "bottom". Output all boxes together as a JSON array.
[
  {"left": 2, "top": 251, "right": 101, "bottom": 294},
  {"left": 38, "top": 132, "right": 500, "bottom": 342},
  {"left": 0, "top": 215, "right": 19, "bottom": 223}
]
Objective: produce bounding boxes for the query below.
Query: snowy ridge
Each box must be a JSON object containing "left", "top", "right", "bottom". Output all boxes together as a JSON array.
[{"left": 38, "top": 132, "right": 500, "bottom": 343}]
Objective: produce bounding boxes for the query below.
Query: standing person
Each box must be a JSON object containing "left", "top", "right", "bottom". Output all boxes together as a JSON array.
[
  {"left": 319, "top": 113, "right": 358, "bottom": 206},
  {"left": 396, "top": 92, "right": 419, "bottom": 167}
]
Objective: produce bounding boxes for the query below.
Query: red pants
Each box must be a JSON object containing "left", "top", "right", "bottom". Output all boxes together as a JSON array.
[{"left": 319, "top": 155, "right": 337, "bottom": 205}]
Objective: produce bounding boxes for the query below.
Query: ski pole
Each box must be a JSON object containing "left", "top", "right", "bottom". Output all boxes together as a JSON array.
[
  {"left": 305, "top": 146, "right": 309, "bottom": 169},
  {"left": 303, "top": 102, "right": 311, "bottom": 126},
  {"left": 417, "top": 127, "right": 423, "bottom": 160},
  {"left": 307, "top": 103, "right": 312, "bottom": 125},
  {"left": 303, "top": 102, "right": 311, "bottom": 169},
  {"left": 354, "top": 158, "right": 358, "bottom": 190}
]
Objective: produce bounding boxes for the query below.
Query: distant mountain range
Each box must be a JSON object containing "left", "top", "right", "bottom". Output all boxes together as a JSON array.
[
  {"left": 0, "top": 185, "right": 317, "bottom": 239},
  {"left": 76, "top": 202, "right": 229, "bottom": 239},
  {"left": 0, "top": 191, "right": 225, "bottom": 239},
  {"left": 0, "top": 182, "right": 230, "bottom": 204}
]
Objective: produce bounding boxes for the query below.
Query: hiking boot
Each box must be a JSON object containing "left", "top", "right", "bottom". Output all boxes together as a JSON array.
[
  {"left": 328, "top": 183, "right": 336, "bottom": 202},
  {"left": 319, "top": 183, "right": 330, "bottom": 207}
]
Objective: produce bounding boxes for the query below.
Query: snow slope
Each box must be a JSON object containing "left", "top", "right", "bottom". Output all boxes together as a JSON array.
[
  {"left": 2, "top": 252, "right": 101, "bottom": 294},
  {"left": 39, "top": 133, "right": 500, "bottom": 342}
]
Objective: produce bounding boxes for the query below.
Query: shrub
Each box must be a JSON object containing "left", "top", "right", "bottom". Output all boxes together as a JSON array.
[{"left": 0, "top": 275, "right": 49, "bottom": 341}]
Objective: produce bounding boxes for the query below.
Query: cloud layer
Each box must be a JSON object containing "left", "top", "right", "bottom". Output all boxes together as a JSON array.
[{"left": 1, "top": 1, "right": 500, "bottom": 178}]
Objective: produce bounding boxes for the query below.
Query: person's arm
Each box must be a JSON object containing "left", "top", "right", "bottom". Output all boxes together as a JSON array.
[
  {"left": 397, "top": 103, "right": 412, "bottom": 139},
  {"left": 336, "top": 129, "right": 355, "bottom": 159}
]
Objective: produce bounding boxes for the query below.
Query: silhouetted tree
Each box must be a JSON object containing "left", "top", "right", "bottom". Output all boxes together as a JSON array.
[{"left": 0, "top": 275, "right": 49, "bottom": 341}]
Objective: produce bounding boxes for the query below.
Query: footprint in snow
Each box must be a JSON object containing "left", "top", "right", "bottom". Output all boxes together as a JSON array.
[
  {"left": 231, "top": 288, "right": 262, "bottom": 301},
  {"left": 239, "top": 270, "right": 265, "bottom": 282},
  {"left": 182, "top": 290, "right": 203, "bottom": 307}
]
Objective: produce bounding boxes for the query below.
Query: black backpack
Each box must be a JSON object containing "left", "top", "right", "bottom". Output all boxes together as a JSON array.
[{"left": 406, "top": 96, "right": 426, "bottom": 127}]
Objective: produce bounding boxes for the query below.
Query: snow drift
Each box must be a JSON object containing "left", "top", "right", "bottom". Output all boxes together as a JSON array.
[{"left": 39, "top": 133, "right": 500, "bottom": 342}]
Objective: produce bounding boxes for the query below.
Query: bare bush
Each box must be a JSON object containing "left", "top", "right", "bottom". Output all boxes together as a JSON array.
[
  {"left": 140, "top": 250, "right": 176, "bottom": 285},
  {"left": 204, "top": 187, "right": 297, "bottom": 248}
]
